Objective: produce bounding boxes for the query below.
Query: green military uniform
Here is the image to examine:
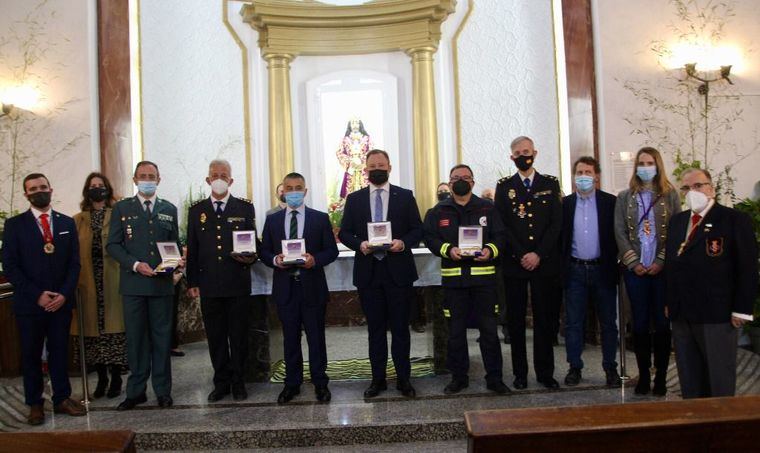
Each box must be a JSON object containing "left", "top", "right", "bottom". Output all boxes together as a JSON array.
[{"left": 106, "top": 196, "right": 179, "bottom": 399}]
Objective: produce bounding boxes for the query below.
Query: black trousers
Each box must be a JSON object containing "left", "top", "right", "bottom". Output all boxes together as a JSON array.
[
  {"left": 358, "top": 259, "right": 413, "bottom": 382},
  {"left": 444, "top": 285, "right": 503, "bottom": 384},
  {"left": 200, "top": 295, "right": 250, "bottom": 388},
  {"left": 505, "top": 275, "right": 558, "bottom": 380}
]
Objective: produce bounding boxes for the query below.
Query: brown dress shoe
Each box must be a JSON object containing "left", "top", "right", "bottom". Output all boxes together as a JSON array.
[
  {"left": 54, "top": 398, "right": 87, "bottom": 416},
  {"left": 27, "top": 404, "right": 44, "bottom": 425}
]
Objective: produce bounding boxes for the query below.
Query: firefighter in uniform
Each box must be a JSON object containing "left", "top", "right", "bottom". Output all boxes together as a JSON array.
[
  {"left": 495, "top": 136, "right": 562, "bottom": 390},
  {"left": 423, "top": 164, "right": 510, "bottom": 395},
  {"left": 186, "top": 159, "right": 258, "bottom": 402}
]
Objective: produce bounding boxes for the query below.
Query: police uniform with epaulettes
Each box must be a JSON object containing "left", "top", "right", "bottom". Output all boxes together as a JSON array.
[{"left": 423, "top": 194, "right": 506, "bottom": 390}]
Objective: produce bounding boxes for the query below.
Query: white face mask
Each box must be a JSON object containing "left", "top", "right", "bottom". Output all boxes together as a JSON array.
[
  {"left": 685, "top": 190, "right": 709, "bottom": 213},
  {"left": 210, "top": 179, "right": 229, "bottom": 196}
]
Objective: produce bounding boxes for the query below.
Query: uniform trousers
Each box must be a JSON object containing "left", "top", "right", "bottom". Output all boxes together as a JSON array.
[
  {"left": 444, "top": 285, "right": 503, "bottom": 384},
  {"left": 358, "top": 258, "right": 413, "bottom": 382},
  {"left": 122, "top": 295, "right": 173, "bottom": 398},
  {"left": 201, "top": 295, "right": 250, "bottom": 389}
]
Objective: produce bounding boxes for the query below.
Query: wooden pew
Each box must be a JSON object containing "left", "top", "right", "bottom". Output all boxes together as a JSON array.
[
  {"left": 465, "top": 395, "right": 760, "bottom": 452},
  {"left": 0, "top": 430, "right": 135, "bottom": 453}
]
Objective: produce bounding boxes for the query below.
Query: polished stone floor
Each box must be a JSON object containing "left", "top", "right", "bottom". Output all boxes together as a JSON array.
[{"left": 2, "top": 327, "right": 759, "bottom": 450}]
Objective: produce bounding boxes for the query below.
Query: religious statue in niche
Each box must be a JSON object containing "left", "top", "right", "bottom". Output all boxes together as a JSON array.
[{"left": 336, "top": 118, "right": 373, "bottom": 198}]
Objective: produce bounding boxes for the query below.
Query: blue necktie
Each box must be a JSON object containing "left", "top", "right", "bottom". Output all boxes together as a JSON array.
[
  {"left": 215, "top": 201, "right": 223, "bottom": 215},
  {"left": 373, "top": 189, "right": 385, "bottom": 260},
  {"left": 523, "top": 177, "right": 531, "bottom": 191}
]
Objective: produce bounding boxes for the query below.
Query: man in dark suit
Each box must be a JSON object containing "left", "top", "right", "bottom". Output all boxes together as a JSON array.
[
  {"left": 561, "top": 157, "right": 621, "bottom": 387},
  {"left": 1, "top": 173, "right": 86, "bottom": 425},
  {"left": 339, "top": 149, "right": 423, "bottom": 398},
  {"left": 666, "top": 168, "right": 758, "bottom": 398},
  {"left": 260, "top": 172, "right": 339, "bottom": 404},
  {"left": 186, "top": 159, "right": 258, "bottom": 402},
  {"left": 494, "top": 136, "right": 562, "bottom": 389},
  {"left": 107, "top": 161, "right": 180, "bottom": 410}
]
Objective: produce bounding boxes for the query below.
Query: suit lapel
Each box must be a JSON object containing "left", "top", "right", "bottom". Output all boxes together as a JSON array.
[
  {"left": 23, "top": 210, "right": 45, "bottom": 245},
  {"left": 683, "top": 205, "right": 718, "bottom": 254},
  {"left": 387, "top": 185, "right": 399, "bottom": 222}
]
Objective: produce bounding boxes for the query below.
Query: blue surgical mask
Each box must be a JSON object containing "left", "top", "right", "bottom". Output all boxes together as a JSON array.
[
  {"left": 575, "top": 175, "right": 595, "bottom": 193},
  {"left": 137, "top": 181, "right": 157, "bottom": 197},
  {"left": 636, "top": 166, "right": 657, "bottom": 182},
  {"left": 285, "top": 191, "right": 305, "bottom": 208}
]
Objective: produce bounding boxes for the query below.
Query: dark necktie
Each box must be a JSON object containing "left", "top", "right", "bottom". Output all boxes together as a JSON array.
[
  {"left": 290, "top": 211, "right": 298, "bottom": 239},
  {"left": 144, "top": 200, "right": 152, "bottom": 215},
  {"left": 688, "top": 213, "right": 701, "bottom": 242},
  {"left": 215, "top": 201, "right": 223, "bottom": 215},
  {"left": 523, "top": 177, "right": 531, "bottom": 191},
  {"left": 373, "top": 189, "right": 386, "bottom": 260}
]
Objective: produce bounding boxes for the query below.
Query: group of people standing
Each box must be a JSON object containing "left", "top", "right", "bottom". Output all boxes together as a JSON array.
[{"left": 2, "top": 134, "right": 756, "bottom": 425}]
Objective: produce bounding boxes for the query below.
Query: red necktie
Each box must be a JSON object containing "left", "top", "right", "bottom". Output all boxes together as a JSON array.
[
  {"left": 39, "top": 213, "right": 53, "bottom": 244},
  {"left": 687, "top": 213, "right": 701, "bottom": 242}
]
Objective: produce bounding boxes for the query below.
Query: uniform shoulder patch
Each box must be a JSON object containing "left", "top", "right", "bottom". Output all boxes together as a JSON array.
[
  {"left": 497, "top": 176, "right": 509, "bottom": 184},
  {"left": 237, "top": 197, "right": 253, "bottom": 204},
  {"left": 190, "top": 199, "right": 206, "bottom": 208},
  {"left": 544, "top": 174, "right": 558, "bottom": 180}
]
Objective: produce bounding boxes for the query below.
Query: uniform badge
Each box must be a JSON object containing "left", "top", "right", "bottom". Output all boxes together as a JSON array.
[
  {"left": 44, "top": 243, "right": 55, "bottom": 254},
  {"left": 706, "top": 238, "right": 723, "bottom": 257},
  {"left": 126, "top": 225, "right": 133, "bottom": 240},
  {"left": 517, "top": 204, "right": 527, "bottom": 219},
  {"left": 479, "top": 216, "right": 487, "bottom": 226},
  {"left": 508, "top": 189, "right": 516, "bottom": 199},
  {"left": 200, "top": 213, "right": 207, "bottom": 224},
  {"left": 439, "top": 219, "right": 450, "bottom": 227}
]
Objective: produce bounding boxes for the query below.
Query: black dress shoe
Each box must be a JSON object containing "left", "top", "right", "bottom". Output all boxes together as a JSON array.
[
  {"left": 486, "top": 381, "right": 512, "bottom": 395},
  {"left": 315, "top": 385, "right": 331, "bottom": 402},
  {"left": 116, "top": 393, "right": 147, "bottom": 411},
  {"left": 207, "top": 387, "right": 230, "bottom": 402},
  {"left": 513, "top": 376, "right": 528, "bottom": 390},
  {"left": 564, "top": 368, "right": 582, "bottom": 386},
  {"left": 538, "top": 377, "right": 560, "bottom": 389},
  {"left": 363, "top": 380, "right": 388, "bottom": 398},
  {"left": 396, "top": 380, "right": 416, "bottom": 398},
  {"left": 443, "top": 379, "right": 469, "bottom": 395},
  {"left": 157, "top": 395, "right": 173, "bottom": 408},
  {"left": 605, "top": 369, "right": 623, "bottom": 387},
  {"left": 277, "top": 386, "right": 300, "bottom": 404},
  {"left": 232, "top": 384, "right": 248, "bottom": 401},
  {"left": 170, "top": 349, "right": 185, "bottom": 357}
]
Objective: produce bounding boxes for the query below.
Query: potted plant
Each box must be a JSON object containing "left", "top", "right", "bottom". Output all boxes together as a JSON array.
[{"left": 735, "top": 197, "right": 760, "bottom": 353}]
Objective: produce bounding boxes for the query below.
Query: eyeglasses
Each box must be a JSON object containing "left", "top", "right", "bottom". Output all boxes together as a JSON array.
[
  {"left": 679, "top": 182, "right": 711, "bottom": 193},
  {"left": 449, "top": 176, "right": 473, "bottom": 183}
]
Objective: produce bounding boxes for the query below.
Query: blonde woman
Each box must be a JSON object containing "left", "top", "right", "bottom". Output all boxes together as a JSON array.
[{"left": 614, "top": 147, "right": 681, "bottom": 396}]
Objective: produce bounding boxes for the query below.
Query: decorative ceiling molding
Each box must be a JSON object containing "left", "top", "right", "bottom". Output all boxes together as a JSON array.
[{"left": 240, "top": 0, "right": 456, "bottom": 56}]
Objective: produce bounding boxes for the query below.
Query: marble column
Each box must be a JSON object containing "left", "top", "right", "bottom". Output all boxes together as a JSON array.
[
  {"left": 406, "top": 46, "right": 441, "bottom": 215},
  {"left": 264, "top": 53, "right": 295, "bottom": 206}
]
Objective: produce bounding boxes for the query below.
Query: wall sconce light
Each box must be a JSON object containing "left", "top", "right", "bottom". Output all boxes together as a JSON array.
[{"left": 684, "top": 63, "right": 733, "bottom": 96}]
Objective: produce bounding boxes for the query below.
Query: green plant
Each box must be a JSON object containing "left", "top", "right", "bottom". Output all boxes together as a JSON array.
[
  {"left": 178, "top": 184, "right": 207, "bottom": 245},
  {"left": 734, "top": 198, "right": 760, "bottom": 328}
]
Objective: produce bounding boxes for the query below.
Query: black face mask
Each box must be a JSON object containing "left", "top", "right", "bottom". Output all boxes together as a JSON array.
[
  {"left": 368, "top": 169, "right": 389, "bottom": 186},
  {"left": 437, "top": 192, "right": 450, "bottom": 201},
  {"left": 88, "top": 187, "right": 109, "bottom": 202},
  {"left": 28, "top": 191, "right": 52, "bottom": 209},
  {"left": 514, "top": 154, "right": 534, "bottom": 172},
  {"left": 451, "top": 180, "right": 471, "bottom": 197}
]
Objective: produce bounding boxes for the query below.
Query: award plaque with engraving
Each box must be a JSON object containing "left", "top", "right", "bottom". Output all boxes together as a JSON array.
[
  {"left": 367, "top": 221, "right": 392, "bottom": 250},
  {"left": 458, "top": 226, "right": 483, "bottom": 257},
  {"left": 281, "top": 239, "right": 306, "bottom": 265},
  {"left": 231, "top": 230, "right": 257, "bottom": 257},
  {"left": 155, "top": 242, "right": 181, "bottom": 273}
]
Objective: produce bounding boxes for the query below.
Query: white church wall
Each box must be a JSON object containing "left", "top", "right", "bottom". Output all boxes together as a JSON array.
[{"left": 0, "top": 0, "right": 98, "bottom": 216}]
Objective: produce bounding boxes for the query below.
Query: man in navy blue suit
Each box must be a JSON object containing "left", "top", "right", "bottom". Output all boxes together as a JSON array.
[
  {"left": 561, "top": 157, "right": 622, "bottom": 388},
  {"left": 261, "top": 172, "right": 339, "bottom": 404},
  {"left": 1, "top": 173, "right": 85, "bottom": 425},
  {"left": 339, "top": 149, "right": 423, "bottom": 398}
]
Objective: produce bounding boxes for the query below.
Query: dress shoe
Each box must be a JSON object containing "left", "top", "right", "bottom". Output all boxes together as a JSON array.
[
  {"left": 363, "top": 380, "right": 388, "bottom": 398},
  {"left": 53, "top": 398, "right": 87, "bottom": 416},
  {"left": 277, "top": 386, "right": 300, "bottom": 404},
  {"left": 605, "top": 368, "right": 623, "bottom": 387},
  {"left": 27, "top": 404, "right": 44, "bottom": 425},
  {"left": 207, "top": 387, "right": 230, "bottom": 403},
  {"left": 564, "top": 367, "right": 582, "bottom": 386},
  {"left": 443, "top": 379, "right": 469, "bottom": 395},
  {"left": 634, "top": 375, "right": 651, "bottom": 395},
  {"left": 157, "top": 395, "right": 173, "bottom": 408},
  {"left": 170, "top": 349, "right": 185, "bottom": 357},
  {"left": 538, "top": 377, "right": 560, "bottom": 389},
  {"left": 315, "top": 385, "right": 331, "bottom": 402},
  {"left": 232, "top": 384, "right": 248, "bottom": 401},
  {"left": 396, "top": 380, "right": 416, "bottom": 398},
  {"left": 486, "top": 381, "right": 512, "bottom": 395},
  {"left": 512, "top": 376, "right": 528, "bottom": 390},
  {"left": 116, "top": 393, "right": 147, "bottom": 411}
]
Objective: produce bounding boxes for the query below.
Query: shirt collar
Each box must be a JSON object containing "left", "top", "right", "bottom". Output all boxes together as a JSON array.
[
  {"left": 31, "top": 206, "right": 52, "bottom": 220},
  {"left": 286, "top": 204, "right": 306, "bottom": 217},
  {"left": 136, "top": 193, "right": 157, "bottom": 206},
  {"left": 577, "top": 189, "right": 596, "bottom": 200},
  {"left": 210, "top": 192, "right": 231, "bottom": 205},
  {"left": 518, "top": 169, "right": 536, "bottom": 184},
  {"left": 370, "top": 182, "right": 390, "bottom": 193}
]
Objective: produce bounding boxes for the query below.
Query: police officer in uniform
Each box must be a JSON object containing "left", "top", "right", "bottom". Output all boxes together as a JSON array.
[
  {"left": 107, "top": 161, "right": 180, "bottom": 410},
  {"left": 495, "top": 136, "right": 562, "bottom": 389},
  {"left": 186, "top": 159, "right": 258, "bottom": 402},
  {"left": 423, "top": 164, "right": 510, "bottom": 395}
]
